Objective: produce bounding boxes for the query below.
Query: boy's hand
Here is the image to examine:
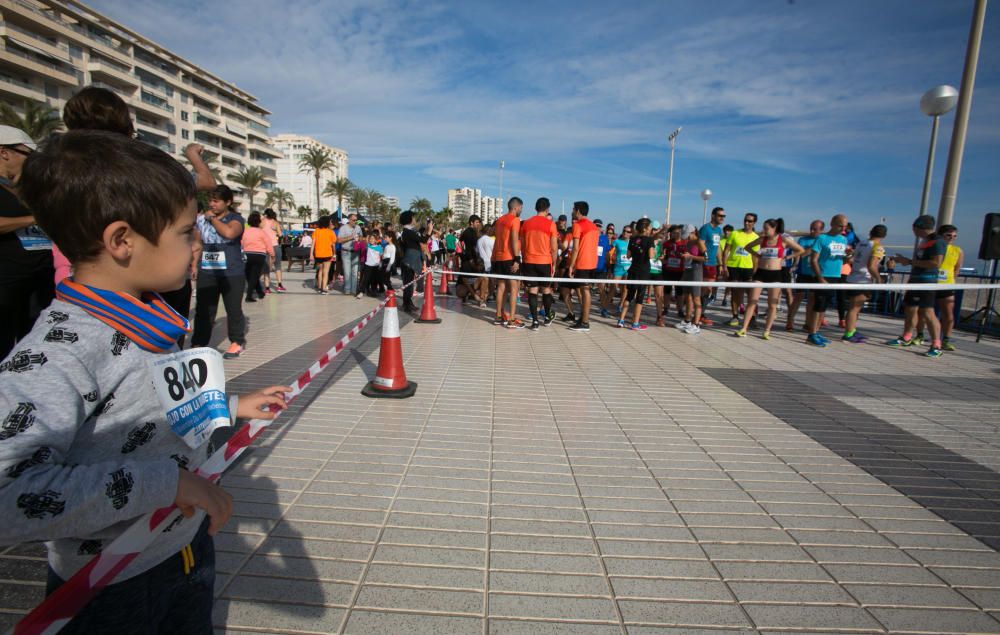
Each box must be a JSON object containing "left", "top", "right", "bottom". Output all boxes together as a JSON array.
[
  {"left": 237, "top": 385, "right": 293, "bottom": 420},
  {"left": 175, "top": 469, "right": 232, "bottom": 535}
]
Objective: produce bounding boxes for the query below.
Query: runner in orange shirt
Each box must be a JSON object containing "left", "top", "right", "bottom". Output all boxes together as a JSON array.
[
  {"left": 566, "top": 201, "right": 599, "bottom": 332},
  {"left": 491, "top": 197, "right": 524, "bottom": 328},
  {"left": 519, "top": 197, "right": 559, "bottom": 330}
]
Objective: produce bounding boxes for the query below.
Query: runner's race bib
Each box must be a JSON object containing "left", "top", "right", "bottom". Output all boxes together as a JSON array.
[
  {"left": 597, "top": 246, "right": 604, "bottom": 257},
  {"left": 620, "top": 256, "right": 632, "bottom": 266},
  {"left": 201, "top": 251, "right": 227, "bottom": 270},
  {"left": 666, "top": 257, "right": 681, "bottom": 268},
  {"left": 829, "top": 242, "right": 847, "bottom": 257},
  {"left": 759, "top": 248, "right": 779, "bottom": 259},
  {"left": 736, "top": 247, "right": 749, "bottom": 257},
  {"left": 15, "top": 225, "right": 52, "bottom": 251},
  {"left": 650, "top": 259, "right": 662, "bottom": 273},
  {"left": 148, "top": 348, "right": 230, "bottom": 449},
  {"left": 938, "top": 269, "right": 948, "bottom": 281},
  {"left": 712, "top": 234, "right": 721, "bottom": 246}
]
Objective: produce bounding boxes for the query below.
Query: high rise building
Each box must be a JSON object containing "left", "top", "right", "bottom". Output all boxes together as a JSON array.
[
  {"left": 448, "top": 187, "right": 502, "bottom": 224},
  {"left": 0, "top": 0, "right": 281, "bottom": 207},
  {"left": 272, "top": 133, "right": 348, "bottom": 216}
]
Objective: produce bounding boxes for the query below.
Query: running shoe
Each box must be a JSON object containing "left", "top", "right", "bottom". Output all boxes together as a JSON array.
[
  {"left": 276, "top": 284, "right": 287, "bottom": 292},
  {"left": 684, "top": 324, "right": 701, "bottom": 335},
  {"left": 629, "top": 323, "right": 647, "bottom": 331},
  {"left": 784, "top": 321, "right": 795, "bottom": 332},
  {"left": 942, "top": 338, "right": 956, "bottom": 351},
  {"left": 569, "top": 321, "right": 591, "bottom": 332},
  {"left": 806, "top": 333, "right": 827, "bottom": 347},
  {"left": 762, "top": 331, "right": 771, "bottom": 340},
  {"left": 911, "top": 335, "right": 926, "bottom": 346},
  {"left": 821, "top": 318, "right": 828, "bottom": 327},
  {"left": 245, "top": 296, "right": 257, "bottom": 303},
  {"left": 223, "top": 343, "right": 244, "bottom": 359},
  {"left": 924, "top": 347, "right": 943, "bottom": 358},
  {"left": 320, "top": 289, "right": 329, "bottom": 295},
  {"left": 885, "top": 337, "right": 913, "bottom": 347},
  {"left": 507, "top": 318, "right": 526, "bottom": 329},
  {"left": 561, "top": 312, "right": 576, "bottom": 323},
  {"left": 733, "top": 330, "right": 747, "bottom": 338},
  {"left": 493, "top": 315, "right": 505, "bottom": 326},
  {"left": 543, "top": 314, "right": 555, "bottom": 326},
  {"left": 676, "top": 321, "right": 691, "bottom": 330},
  {"left": 699, "top": 318, "right": 714, "bottom": 327},
  {"left": 655, "top": 318, "right": 665, "bottom": 327},
  {"left": 842, "top": 332, "right": 868, "bottom": 343},
  {"left": 479, "top": 301, "right": 487, "bottom": 309},
  {"left": 727, "top": 317, "right": 740, "bottom": 327},
  {"left": 264, "top": 288, "right": 271, "bottom": 295},
  {"left": 838, "top": 319, "right": 846, "bottom": 328},
  {"left": 616, "top": 319, "right": 626, "bottom": 328},
  {"left": 528, "top": 320, "right": 541, "bottom": 331},
  {"left": 817, "top": 334, "right": 831, "bottom": 344},
  {"left": 600, "top": 308, "right": 610, "bottom": 318}
]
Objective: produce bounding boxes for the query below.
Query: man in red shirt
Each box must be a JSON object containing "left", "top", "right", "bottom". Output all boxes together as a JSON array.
[
  {"left": 519, "top": 197, "right": 559, "bottom": 330},
  {"left": 491, "top": 197, "right": 524, "bottom": 328},
  {"left": 566, "top": 201, "right": 599, "bottom": 332}
]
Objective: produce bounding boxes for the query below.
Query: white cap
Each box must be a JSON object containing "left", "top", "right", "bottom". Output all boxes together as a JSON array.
[
  {"left": 0, "top": 126, "right": 37, "bottom": 150},
  {"left": 683, "top": 224, "right": 697, "bottom": 237}
]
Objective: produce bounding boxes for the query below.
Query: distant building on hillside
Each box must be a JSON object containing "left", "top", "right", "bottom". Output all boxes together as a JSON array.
[
  {"left": 273, "top": 133, "right": 348, "bottom": 214},
  {"left": 448, "top": 187, "right": 502, "bottom": 224}
]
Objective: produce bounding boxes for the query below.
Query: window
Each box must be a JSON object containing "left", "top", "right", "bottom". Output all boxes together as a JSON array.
[
  {"left": 181, "top": 130, "right": 189, "bottom": 140},
  {"left": 181, "top": 111, "right": 189, "bottom": 121},
  {"left": 44, "top": 82, "right": 59, "bottom": 100}
]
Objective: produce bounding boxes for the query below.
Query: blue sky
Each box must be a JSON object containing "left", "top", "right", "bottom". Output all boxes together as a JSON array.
[{"left": 91, "top": 0, "right": 999, "bottom": 267}]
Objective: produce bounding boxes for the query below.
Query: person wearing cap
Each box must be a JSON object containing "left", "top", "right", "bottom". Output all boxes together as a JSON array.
[
  {"left": 886, "top": 215, "right": 947, "bottom": 357},
  {"left": 841, "top": 224, "right": 886, "bottom": 343},
  {"left": 0, "top": 125, "right": 54, "bottom": 359},
  {"left": 556, "top": 214, "right": 568, "bottom": 233}
]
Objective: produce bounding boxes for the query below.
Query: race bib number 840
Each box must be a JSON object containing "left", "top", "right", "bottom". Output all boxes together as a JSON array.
[{"left": 148, "top": 348, "right": 230, "bottom": 449}]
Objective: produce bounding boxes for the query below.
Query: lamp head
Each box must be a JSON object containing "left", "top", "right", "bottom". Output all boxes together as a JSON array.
[
  {"left": 920, "top": 85, "right": 959, "bottom": 117},
  {"left": 700, "top": 189, "right": 712, "bottom": 201}
]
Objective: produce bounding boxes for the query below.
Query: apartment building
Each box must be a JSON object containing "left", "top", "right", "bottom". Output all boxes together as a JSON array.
[
  {"left": 272, "top": 133, "right": 348, "bottom": 215},
  {"left": 448, "top": 186, "right": 502, "bottom": 224},
  {"left": 0, "top": 0, "right": 281, "bottom": 206}
]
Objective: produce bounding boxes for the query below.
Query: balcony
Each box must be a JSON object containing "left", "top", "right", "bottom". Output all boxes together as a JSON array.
[
  {"left": 248, "top": 138, "right": 282, "bottom": 158},
  {"left": 0, "top": 20, "right": 70, "bottom": 62},
  {"left": 134, "top": 118, "right": 174, "bottom": 138},
  {"left": 0, "top": 43, "right": 77, "bottom": 84},
  {"left": 2, "top": 0, "right": 131, "bottom": 65},
  {"left": 89, "top": 80, "right": 135, "bottom": 99},
  {"left": 193, "top": 120, "right": 244, "bottom": 145},
  {"left": 129, "top": 92, "right": 173, "bottom": 119},
  {"left": 0, "top": 72, "right": 43, "bottom": 101},
  {"left": 88, "top": 60, "right": 138, "bottom": 87}
]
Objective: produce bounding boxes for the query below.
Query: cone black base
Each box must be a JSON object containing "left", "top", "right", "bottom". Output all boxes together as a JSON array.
[
  {"left": 362, "top": 380, "right": 418, "bottom": 399},
  {"left": 415, "top": 317, "right": 442, "bottom": 324}
]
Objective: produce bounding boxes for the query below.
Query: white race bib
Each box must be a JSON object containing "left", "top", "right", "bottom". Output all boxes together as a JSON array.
[
  {"left": 597, "top": 245, "right": 604, "bottom": 257},
  {"left": 620, "top": 256, "right": 632, "bottom": 266},
  {"left": 829, "top": 242, "right": 847, "bottom": 257},
  {"left": 666, "top": 257, "right": 681, "bottom": 268},
  {"left": 938, "top": 269, "right": 948, "bottom": 281},
  {"left": 650, "top": 259, "right": 662, "bottom": 272},
  {"left": 15, "top": 225, "right": 52, "bottom": 251},
  {"left": 736, "top": 247, "right": 749, "bottom": 257},
  {"left": 759, "top": 247, "right": 779, "bottom": 259},
  {"left": 148, "top": 348, "right": 230, "bottom": 449},
  {"left": 712, "top": 234, "right": 721, "bottom": 246},
  {"left": 201, "top": 251, "right": 227, "bottom": 270}
]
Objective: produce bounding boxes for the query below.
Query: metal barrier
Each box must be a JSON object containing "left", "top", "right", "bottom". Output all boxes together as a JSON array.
[{"left": 862, "top": 271, "right": 998, "bottom": 337}]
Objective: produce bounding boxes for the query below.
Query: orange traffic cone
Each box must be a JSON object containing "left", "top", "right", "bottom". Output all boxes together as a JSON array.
[
  {"left": 438, "top": 266, "right": 449, "bottom": 295},
  {"left": 362, "top": 291, "right": 417, "bottom": 399},
  {"left": 416, "top": 271, "right": 442, "bottom": 324}
]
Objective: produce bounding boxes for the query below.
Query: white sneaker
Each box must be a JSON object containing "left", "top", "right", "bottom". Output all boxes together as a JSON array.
[
  {"left": 675, "top": 321, "right": 690, "bottom": 330},
  {"left": 685, "top": 324, "right": 701, "bottom": 335}
]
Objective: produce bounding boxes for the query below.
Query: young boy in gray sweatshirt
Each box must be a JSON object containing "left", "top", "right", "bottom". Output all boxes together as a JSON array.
[{"left": 0, "top": 130, "right": 290, "bottom": 633}]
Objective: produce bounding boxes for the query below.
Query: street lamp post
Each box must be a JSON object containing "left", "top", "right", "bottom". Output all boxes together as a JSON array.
[
  {"left": 499, "top": 160, "right": 505, "bottom": 211},
  {"left": 918, "top": 85, "right": 959, "bottom": 216},
  {"left": 700, "top": 189, "right": 713, "bottom": 225},
  {"left": 665, "top": 127, "right": 681, "bottom": 226}
]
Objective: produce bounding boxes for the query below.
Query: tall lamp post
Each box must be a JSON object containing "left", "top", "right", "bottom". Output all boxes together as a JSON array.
[
  {"left": 918, "top": 85, "right": 959, "bottom": 216},
  {"left": 700, "top": 189, "right": 713, "bottom": 225},
  {"left": 665, "top": 127, "right": 681, "bottom": 226},
  {"left": 499, "top": 160, "right": 505, "bottom": 211}
]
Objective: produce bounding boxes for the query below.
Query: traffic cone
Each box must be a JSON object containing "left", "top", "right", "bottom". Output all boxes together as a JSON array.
[
  {"left": 438, "top": 266, "right": 449, "bottom": 295},
  {"left": 415, "top": 271, "right": 442, "bottom": 324},
  {"left": 362, "top": 290, "right": 417, "bottom": 399}
]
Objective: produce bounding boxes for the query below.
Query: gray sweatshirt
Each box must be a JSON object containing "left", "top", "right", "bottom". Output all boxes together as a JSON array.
[{"left": 0, "top": 301, "right": 213, "bottom": 581}]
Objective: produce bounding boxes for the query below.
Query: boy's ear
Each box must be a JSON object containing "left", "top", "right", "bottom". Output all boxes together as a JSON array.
[{"left": 103, "top": 221, "right": 135, "bottom": 261}]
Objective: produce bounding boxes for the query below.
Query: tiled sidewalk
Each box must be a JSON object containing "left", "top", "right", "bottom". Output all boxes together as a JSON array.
[{"left": 2, "top": 270, "right": 999, "bottom": 634}]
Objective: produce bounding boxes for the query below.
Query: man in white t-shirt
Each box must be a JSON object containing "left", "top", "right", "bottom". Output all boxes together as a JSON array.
[{"left": 476, "top": 224, "right": 496, "bottom": 308}]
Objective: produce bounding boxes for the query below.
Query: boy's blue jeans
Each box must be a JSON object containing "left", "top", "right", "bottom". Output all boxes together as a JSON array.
[{"left": 46, "top": 519, "right": 215, "bottom": 634}]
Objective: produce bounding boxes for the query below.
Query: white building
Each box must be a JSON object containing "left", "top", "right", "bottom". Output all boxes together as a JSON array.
[
  {"left": 448, "top": 187, "right": 502, "bottom": 224},
  {"left": 272, "top": 133, "right": 348, "bottom": 215},
  {"left": 0, "top": 0, "right": 282, "bottom": 207}
]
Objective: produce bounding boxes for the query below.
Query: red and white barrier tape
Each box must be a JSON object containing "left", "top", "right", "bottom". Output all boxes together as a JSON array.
[{"left": 11, "top": 271, "right": 431, "bottom": 635}]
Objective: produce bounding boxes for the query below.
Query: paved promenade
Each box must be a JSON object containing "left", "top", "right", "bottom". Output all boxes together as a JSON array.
[{"left": 2, "top": 270, "right": 999, "bottom": 634}]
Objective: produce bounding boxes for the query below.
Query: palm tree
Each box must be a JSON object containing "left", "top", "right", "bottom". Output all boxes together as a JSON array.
[
  {"left": 322, "top": 177, "right": 353, "bottom": 220},
  {"left": 410, "top": 197, "right": 433, "bottom": 215},
  {"left": 348, "top": 188, "right": 366, "bottom": 217},
  {"left": 264, "top": 187, "right": 295, "bottom": 223},
  {"left": 296, "top": 205, "right": 313, "bottom": 222},
  {"left": 230, "top": 165, "right": 264, "bottom": 213},
  {"left": 364, "top": 188, "right": 384, "bottom": 223},
  {"left": 297, "top": 146, "right": 335, "bottom": 216},
  {"left": 0, "top": 99, "right": 63, "bottom": 142}
]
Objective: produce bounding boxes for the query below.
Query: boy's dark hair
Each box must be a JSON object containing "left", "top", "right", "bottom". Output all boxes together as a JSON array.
[
  {"left": 264, "top": 208, "right": 277, "bottom": 220},
  {"left": 209, "top": 184, "right": 234, "bottom": 206},
  {"left": 938, "top": 224, "right": 957, "bottom": 234},
  {"left": 871, "top": 224, "right": 888, "bottom": 238},
  {"left": 573, "top": 201, "right": 589, "bottom": 216},
  {"left": 635, "top": 218, "right": 651, "bottom": 233},
  {"left": 248, "top": 211, "right": 262, "bottom": 227},
  {"left": 316, "top": 215, "right": 331, "bottom": 229},
  {"left": 468, "top": 214, "right": 481, "bottom": 225},
  {"left": 63, "top": 86, "right": 135, "bottom": 137},
  {"left": 535, "top": 197, "right": 550, "bottom": 212},
  {"left": 723, "top": 224, "right": 734, "bottom": 232},
  {"left": 20, "top": 130, "right": 194, "bottom": 263},
  {"left": 508, "top": 196, "right": 523, "bottom": 211},
  {"left": 399, "top": 210, "right": 414, "bottom": 226}
]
